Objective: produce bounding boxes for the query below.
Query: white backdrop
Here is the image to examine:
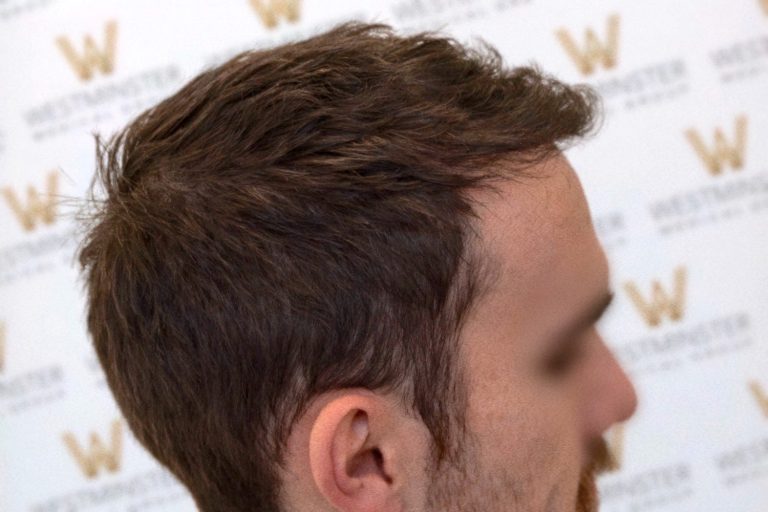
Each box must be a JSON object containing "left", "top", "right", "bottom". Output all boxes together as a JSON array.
[{"left": 1, "top": 0, "right": 766, "bottom": 510}]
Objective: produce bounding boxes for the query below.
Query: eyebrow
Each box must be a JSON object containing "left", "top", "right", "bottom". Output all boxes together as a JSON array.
[{"left": 550, "top": 290, "right": 615, "bottom": 348}]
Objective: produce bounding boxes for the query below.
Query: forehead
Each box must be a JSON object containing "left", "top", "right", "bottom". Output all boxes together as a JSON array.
[{"left": 467, "top": 154, "right": 609, "bottom": 320}]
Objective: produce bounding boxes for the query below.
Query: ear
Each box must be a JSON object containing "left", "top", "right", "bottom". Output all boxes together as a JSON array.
[{"left": 308, "top": 392, "right": 404, "bottom": 512}]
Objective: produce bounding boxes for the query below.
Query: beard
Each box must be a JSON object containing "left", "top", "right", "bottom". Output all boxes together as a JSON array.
[
  {"left": 575, "top": 435, "right": 614, "bottom": 512},
  {"left": 575, "top": 462, "right": 599, "bottom": 512},
  {"left": 424, "top": 433, "right": 615, "bottom": 512}
]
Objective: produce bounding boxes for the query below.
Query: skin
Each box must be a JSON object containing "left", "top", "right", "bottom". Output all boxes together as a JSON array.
[{"left": 279, "top": 153, "right": 639, "bottom": 512}]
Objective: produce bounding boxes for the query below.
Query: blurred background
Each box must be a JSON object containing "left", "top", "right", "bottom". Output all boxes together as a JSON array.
[{"left": 1, "top": 0, "right": 766, "bottom": 510}]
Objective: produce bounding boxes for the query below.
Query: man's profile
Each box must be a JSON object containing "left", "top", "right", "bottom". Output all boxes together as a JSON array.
[{"left": 75, "top": 21, "right": 638, "bottom": 512}]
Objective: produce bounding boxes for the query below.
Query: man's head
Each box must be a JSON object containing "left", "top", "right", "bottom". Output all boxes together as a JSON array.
[{"left": 76, "top": 21, "right": 636, "bottom": 512}]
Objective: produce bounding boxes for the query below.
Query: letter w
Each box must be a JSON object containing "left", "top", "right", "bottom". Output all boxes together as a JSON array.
[
  {"left": 685, "top": 115, "right": 747, "bottom": 176},
  {"left": 749, "top": 380, "right": 768, "bottom": 418},
  {"left": 55, "top": 20, "right": 117, "bottom": 81},
  {"left": 623, "top": 266, "right": 687, "bottom": 328},
  {"left": 249, "top": 0, "right": 301, "bottom": 29},
  {"left": 2, "top": 171, "right": 59, "bottom": 232},
  {"left": 555, "top": 14, "right": 620, "bottom": 76},
  {"left": 62, "top": 419, "right": 123, "bottom": 479}
]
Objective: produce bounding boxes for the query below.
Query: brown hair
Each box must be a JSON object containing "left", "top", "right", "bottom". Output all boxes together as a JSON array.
[{"left": 75, "top": 21, "right": 598, "bottom": 512}]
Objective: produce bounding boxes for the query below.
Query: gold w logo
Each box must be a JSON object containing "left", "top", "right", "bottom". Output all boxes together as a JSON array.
[
  {"left": 2, "top": 171, "right": 59, "bottom": 232},
  {"left": 749, "top": 380, "right": 768, "bottom": 418},
  {"left": 55, "top": 19, "right": 117, "bottom": 81},
  {"left": 249, "top": 0, "right": 301, "bottom": 29},
  {"left": 606, "top": 423, "right": 625, "bottom": 472},
  {"left": 555, "top": 14, "right": 620, "bottom": 76},
  {"left": 62, "top": 419, "right": 123, "bottom": 479},
  {"left": 623, "top": 266, "right": 687, "bottom": 327},
  {"left": 685, "top": 115, "right": 747, "bottom": 176}
]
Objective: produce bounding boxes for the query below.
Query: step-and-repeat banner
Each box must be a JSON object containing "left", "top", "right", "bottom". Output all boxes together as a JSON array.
[{"left": 1, "top": 0, "right": 766, "bottom": 510}]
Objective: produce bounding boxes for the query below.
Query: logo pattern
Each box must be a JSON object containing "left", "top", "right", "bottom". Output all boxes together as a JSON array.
[
  {"left": 685, "top": 115, "right": 748, "bottom": 175},
  {"left": 0, "top": 2, "right": 765, "bottom": 510},
  {"left": 62, "top": 419, "right": 124, "bottom": 479},
  {"left": 2, "top": 171, "right": 59, "bottom": 232},
  {"left": 249, "top": 0, "right": 301, "bottom": 29},
  {"left": 55, "top": 20, "right": 118, "bottom": 81},
  {"left": 623, "top": 266, "right": 687, "bottom": 328},
  {"left": 555, "top": 14, "right": 620, "bottom": 75}
]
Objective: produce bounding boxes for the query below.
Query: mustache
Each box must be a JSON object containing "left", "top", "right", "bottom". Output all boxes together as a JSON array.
[{"left": 586, "top": 435, "right": 620, "bottom": 475}]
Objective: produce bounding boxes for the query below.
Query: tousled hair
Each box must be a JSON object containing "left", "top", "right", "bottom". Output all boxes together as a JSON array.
[{"left": 75, "top": 21, "right": 598, "bottom": 512}]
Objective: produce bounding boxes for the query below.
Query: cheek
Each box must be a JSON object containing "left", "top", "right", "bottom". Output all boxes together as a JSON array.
[
  {"left": 462, "top": 321, "right": 586, "bottom": 505},
  {"left": 524, "top": 382, "right": 584, "bottom": 469},
  {"left": 467, "top": 375, "right": 585, "bottom": 506}
]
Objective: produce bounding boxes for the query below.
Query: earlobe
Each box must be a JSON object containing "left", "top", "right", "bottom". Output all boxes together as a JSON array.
[{"left": 307, "top": 394, "right": 399, "bottom": 512}]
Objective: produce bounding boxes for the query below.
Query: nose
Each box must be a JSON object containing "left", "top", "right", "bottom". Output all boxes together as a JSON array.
[
  {"left": 586, "top": 332, "right": 639, "bottom": 434},
  {"left": 609, "top": 349, "right": 639, "bottom": 424}
]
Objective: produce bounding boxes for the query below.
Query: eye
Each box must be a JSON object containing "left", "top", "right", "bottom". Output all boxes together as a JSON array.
[{"left": 542, "top": 341, "right": 588, "bottom": 377}]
